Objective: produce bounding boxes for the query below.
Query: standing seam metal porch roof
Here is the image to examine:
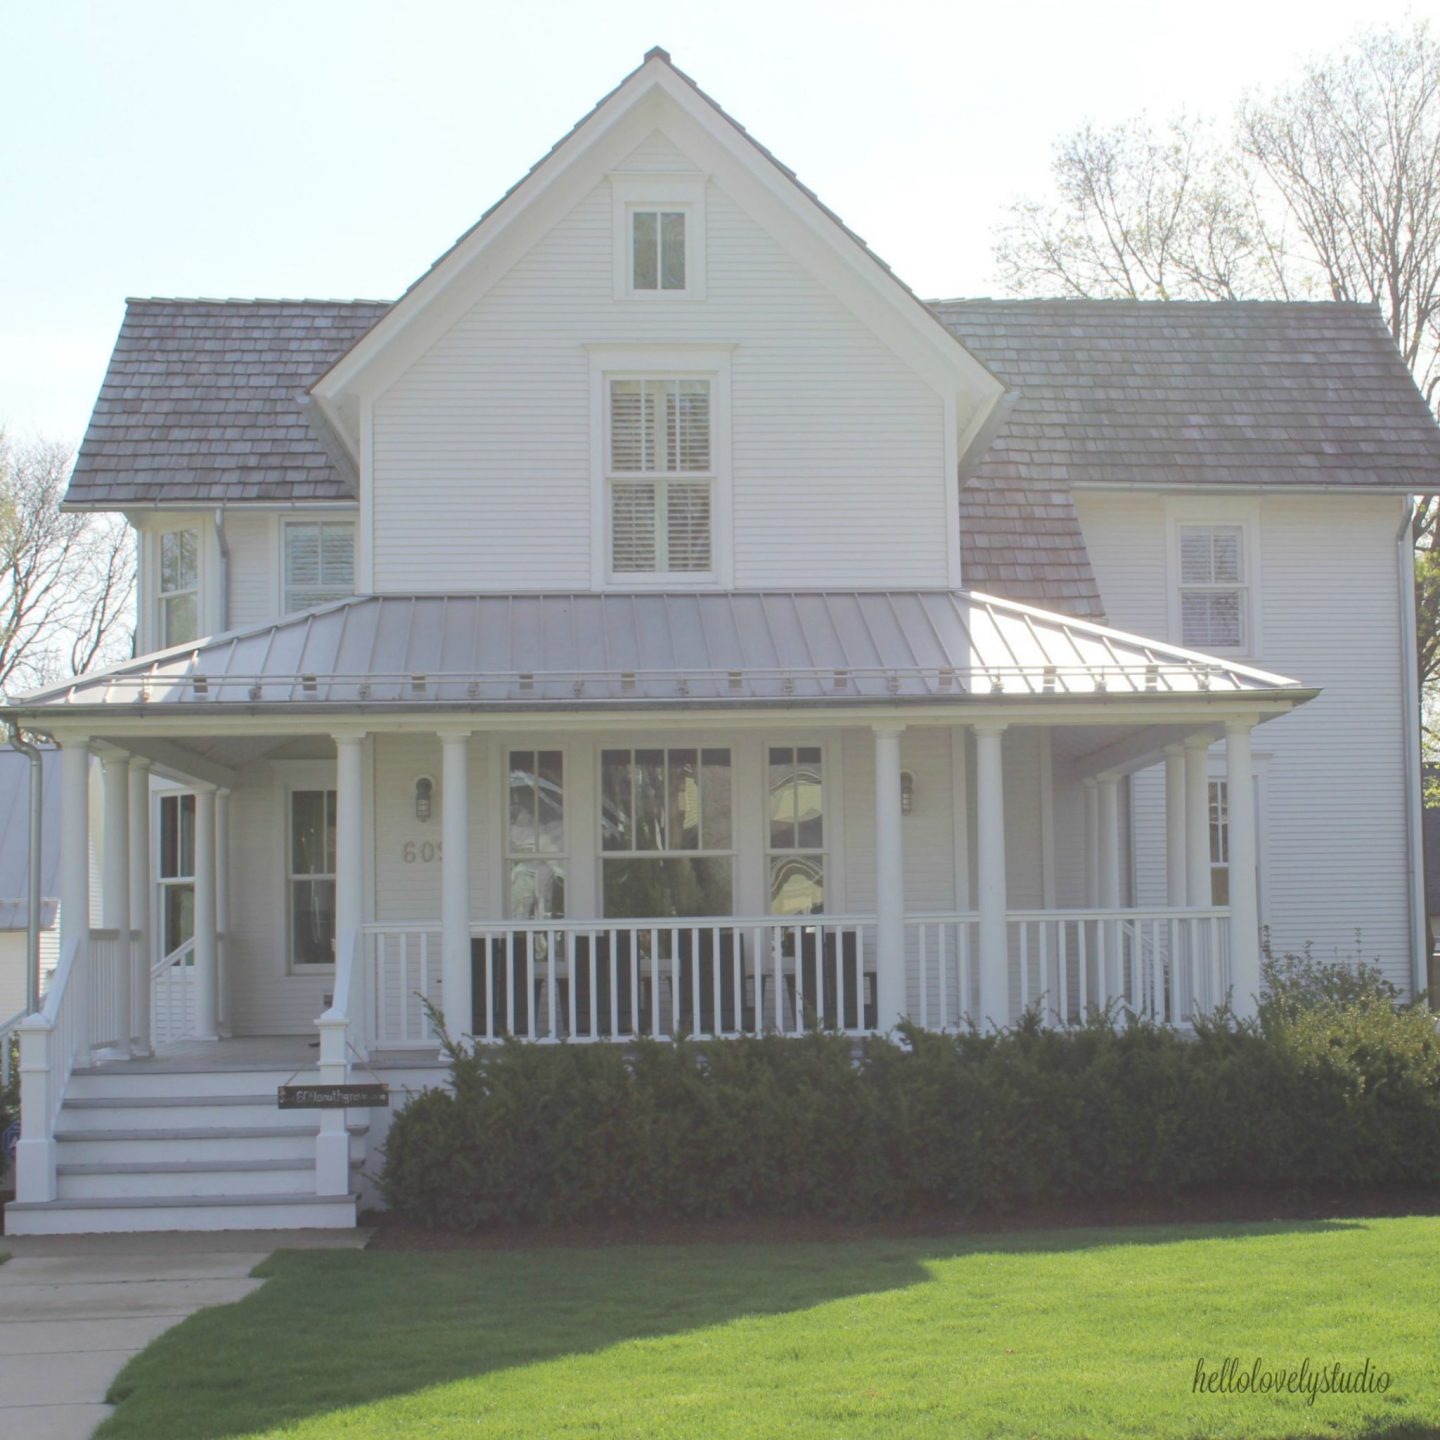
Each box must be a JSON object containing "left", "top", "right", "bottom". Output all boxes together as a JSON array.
[{"left": 14, "top": 592, "right": 1305, "bottom": 714}]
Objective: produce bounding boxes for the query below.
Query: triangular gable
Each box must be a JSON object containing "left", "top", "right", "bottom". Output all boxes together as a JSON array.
[{"left": 310, "top": 48, "right": 1003, "bottom": 450}]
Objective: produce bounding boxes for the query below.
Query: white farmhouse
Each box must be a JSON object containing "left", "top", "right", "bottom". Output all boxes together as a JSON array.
[{"left": 5, "top": 50, "right": 1438, "bottom": 1234}]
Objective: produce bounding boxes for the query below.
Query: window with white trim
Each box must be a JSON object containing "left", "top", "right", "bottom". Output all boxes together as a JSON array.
[
  {"left": 607, "top": 377, "right": 713, "bottom": 575},
  {"left": 289, "top": 789, "right": 337, "bottom": 967},
  {"left": 158, "top": 529, "right": 199, "bottom": 647},
  {"left": 600, "top": 747, "right": 733, "bottom": 918},
  {"left": 157, "top": 793, "right": 195, "bottom": 961},
  {"left": 767, "top": 746, "right": 826, "bottom": 915},
  {"left": 283, "top": 521, "right": 355, "bottom": 612},
  {"left": 1178, "top": 524, "right": 1247, "bottom": 650},
  {"left": 630, "top": 208, "right": 686, "bottom": 291},
  {"left": 507, "top": 750, "right": 566, "bottom": 920},
  {"left": 1208, "top": 779, "right": 1230, "bottom": 906}
]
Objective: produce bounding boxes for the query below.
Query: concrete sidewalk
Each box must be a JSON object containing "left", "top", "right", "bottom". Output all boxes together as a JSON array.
[{"left": 0, "top": 1229, "right": 369, "bottom": 1440}]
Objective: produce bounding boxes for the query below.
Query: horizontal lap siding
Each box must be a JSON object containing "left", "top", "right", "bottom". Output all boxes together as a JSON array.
[
  {"left": 1076, "top": 490, "right": 1413, "bottom": 992},
  {"left": 373, "top": 170, "right": 948, "bottom": 590},
  {"left": 224, "top": 513, "right": 275, "bottom": 628}
]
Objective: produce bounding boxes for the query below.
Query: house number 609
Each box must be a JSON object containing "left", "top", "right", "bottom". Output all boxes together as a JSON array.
[{"left": 402, "top": 840, "right": 443, "bottom": 864}]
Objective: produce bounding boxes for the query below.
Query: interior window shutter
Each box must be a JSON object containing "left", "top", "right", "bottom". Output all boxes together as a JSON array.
[
  {"left": 611, "top": 481, "right": 658, "bottom": 571},
  {"left": 320, "top": 524, "right": 355, "bottom": 590},
  {"left": 666, "top": 481, "right": 711, "bottom": 571},
  {"left": 1179, "top": 527, "right": 1213, "bottom": 584}
]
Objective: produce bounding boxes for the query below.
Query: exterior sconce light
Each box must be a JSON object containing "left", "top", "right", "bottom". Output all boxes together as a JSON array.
[
  {"left": 900, "top": 770, "right": 915, "bottom": 816},
  {"left": 414, "top": 775, "right": 434, "bottom": 822}
]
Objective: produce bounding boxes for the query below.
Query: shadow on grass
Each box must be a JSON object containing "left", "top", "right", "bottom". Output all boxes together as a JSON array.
[{"left": 99, "top": 1219, "right": 1368, "bottom": 1440}]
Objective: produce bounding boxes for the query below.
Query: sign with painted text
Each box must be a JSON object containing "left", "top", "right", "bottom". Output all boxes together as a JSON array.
[{"left": 277, "top": 1083, "right": 390, "bottom": 1110}]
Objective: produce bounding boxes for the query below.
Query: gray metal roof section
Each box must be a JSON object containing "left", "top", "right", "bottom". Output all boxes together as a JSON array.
[
  {"left": 15, "top": 591, "right": 1304, "bottom": 714},
  {"left": 933, "top": 299, "right": 1440, "bottom": 617},
  {"left": 65, "top": 298, "right": 389, "bottom": 508},
  {"left": 0, "top": 748, "right": 61, "bottom": 930}
]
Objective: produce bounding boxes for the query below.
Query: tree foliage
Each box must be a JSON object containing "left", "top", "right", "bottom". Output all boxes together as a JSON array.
[{"left": 0, "top": 431, "right": 134, "bottom": 698}]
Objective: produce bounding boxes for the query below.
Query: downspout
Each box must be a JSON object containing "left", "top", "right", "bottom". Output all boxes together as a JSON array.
[
  {"left": 5, "top": 722, "right": 44, "bottom": 1014},
  {"left": 1397, "top": 497, "right": 1428, "bottom": 1001},
  {"left": 213, "top": 507, "right": 230, "bottom": 633}
]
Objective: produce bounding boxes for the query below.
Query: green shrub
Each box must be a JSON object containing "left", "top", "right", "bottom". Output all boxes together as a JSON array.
[{"left": 380, "top": 961, "right": 1440, "bottom": 1230}]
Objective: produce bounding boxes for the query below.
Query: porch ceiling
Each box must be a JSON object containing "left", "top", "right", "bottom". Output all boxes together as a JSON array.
[{"left": 9, "top": 591, "right": 1310, "bottom": 719}]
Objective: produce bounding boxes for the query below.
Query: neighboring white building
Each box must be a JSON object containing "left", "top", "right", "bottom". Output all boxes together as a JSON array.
[
  {"left": 5, "top": 49, "right": 1438, "bottom": 1234},
  {"left": 0, "top": 748, "right": 62, "bottom": 1022}
]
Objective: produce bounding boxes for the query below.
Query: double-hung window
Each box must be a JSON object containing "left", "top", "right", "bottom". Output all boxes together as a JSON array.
[
  {"left": 289, "top": 789, "right": 337, "bottom": 967},
  {"left": 157, "top": 793, "right": 196, "bottom": 961},
  {"left": 601, "top": 747, "right": 733, "bottom": 918},
  {"left": 158, "top": 529, "right": 199, "bottom": 647},
  {"left": 767, "top": 746, "right": 826, "bottom": 915},
  {"left": 1178, "top": 524, "right": 1248, "bottom": 650},
  {"left": 1208, "top": 779, "right": 1230, "bottom": 906},
  {"left": 283, "top": 521, "right": 355, "bottom": 612},
  {"left": 608, "top": 377, "right": 713, "bottom": 576},
  {"left": 630, "top": 209, "right": 686, "bottom": 291},
  {"left": 506, "top": 750, "right": 566, "bottom": 920}
]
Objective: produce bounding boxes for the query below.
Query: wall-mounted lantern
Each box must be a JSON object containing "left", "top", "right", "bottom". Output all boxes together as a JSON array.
[
  {"left": 900, "top": 769, "right": 915, "bottom": 816},
  {"left": 414, "top": 775, "right": 435, "bottom": 822}
]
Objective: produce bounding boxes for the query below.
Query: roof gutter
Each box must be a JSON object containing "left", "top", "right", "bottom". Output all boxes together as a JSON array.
[
  {"left": 4, "top": 722, "right": 44, "bottom": 1014},
  {"left": 1397, "top": 497, "right": 1428, "bottom": 1001}
]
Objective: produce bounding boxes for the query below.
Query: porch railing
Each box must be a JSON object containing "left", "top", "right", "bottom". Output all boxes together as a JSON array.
[
  {"left": 151, "top": 937, "right": 197, "bottom": 1047},
  {"left": 1007, "top": 909, "right": 1231, "bottom": 1027},
  {"left": 365, "top": 908, "right": 1232, "bottom": 1049}
]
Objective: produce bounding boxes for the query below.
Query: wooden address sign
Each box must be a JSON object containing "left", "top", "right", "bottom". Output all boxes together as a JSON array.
[{"left": 278, "top": 1084, "right": 390, "bottom": 1110}]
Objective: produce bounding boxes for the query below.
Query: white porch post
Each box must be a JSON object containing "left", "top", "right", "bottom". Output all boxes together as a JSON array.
[
  {"left": 1097, "top": 772, "right": 1121, "bottom": 1007},
  {"left": 1225, "top": 719, "right": 1261, "bottom": 1018},
  {"left": 192, "top": 786, "right": 219, "bottom": 1040},
  {"left": 214, "top": 787, "right": 231, "bottom": 1036},
  {"left": 128, "top": 757, "right": 153, "bottom": 1056},
  {"left": 1184, "top": 737, "right": 1211, "bottom": 907},
  {"left": 100, "top": 749, "right": 131, "bottom": 1054},
  {"left": 1164, "top": 744, "right": 1187, "bottom": 908},
  {"left": 872, "top": 723, "right": 906, "bottom": 1031},
  {"left": 59, "top": 738, "right": 91, "bottom": 962},
  {"left": 974, "top": 721, "right": 1008, "bottom": 1029},
  {"left": 441, "top": 729, "right": 473, "bottom": 1048},
  {"left": 1083, "top": 778, "right": 1099, "bottom": 907}
]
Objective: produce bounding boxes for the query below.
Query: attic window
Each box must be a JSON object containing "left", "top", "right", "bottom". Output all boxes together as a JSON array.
[
  {"left": 631, "top": 210, "right": 685, "bottom": 290},
  {"left": 1178, "top": 524, "right": 1248, "bottom": 650}
]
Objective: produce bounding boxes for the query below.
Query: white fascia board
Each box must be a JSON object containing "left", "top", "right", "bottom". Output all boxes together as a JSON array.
[{"left": 311, "top": 56, "right": 1004, "bottom": 451}]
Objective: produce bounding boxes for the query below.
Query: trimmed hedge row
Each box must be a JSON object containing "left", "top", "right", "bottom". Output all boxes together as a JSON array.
[{"left": 379, "top": 962, "right": 1440, "bottom": 1228}]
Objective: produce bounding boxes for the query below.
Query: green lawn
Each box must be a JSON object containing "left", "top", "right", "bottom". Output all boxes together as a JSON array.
[{"left": 99, "top": 1217, "right": 1440, "bottom": 1439}]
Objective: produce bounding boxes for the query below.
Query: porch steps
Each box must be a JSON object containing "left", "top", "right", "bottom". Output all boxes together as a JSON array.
[{"left": 3, "top": 1062, "right": 371, "bottom": 1235}]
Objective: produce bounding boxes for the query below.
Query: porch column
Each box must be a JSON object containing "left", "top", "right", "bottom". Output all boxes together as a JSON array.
[
  {"left": 215, "top": 788, "right": 231, "bottom": 1036},
  {"left": 1097, "top": 773, "right": 1121, "bottom": 1008},
  {"left": 1082, "top": 778, "right": 1099, "bottom": 907},
  {"left": 974, "top": 721, "right": 1007, "bottom": 1029},
  {"left": 128, "top": 757, "right": 153, "bottom": 1056},
  {"left": 1225, "top": 720, "right": 1261, "bottom": 1018},
  {"left": 441, "top": 729, "right": 473, "bottom": 1047},
  {"left": 192, "top": 785, "right": 219, "bottom": 1040},
  {"left": 58, "top": 738, "right": 91, "bottom": 962},
  {"left": 1184, "top": 737, "right": 1212, "bottom": 907},
  {"left": 1164, "top": 745, "right": 1187, "bottom": 908},
  {"left": 872, "top": 723, "right": 906, "bottom": 1031},
  {"left": 100, "top": 749, "right": 131, "bottom": 1053}
]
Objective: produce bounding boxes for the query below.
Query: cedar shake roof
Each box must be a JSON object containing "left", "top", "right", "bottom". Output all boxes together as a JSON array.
[
  {"left": 66, "top": 298, "right": 390, "bottom": 507},
  {"left": 66, "top": 297, "right": 1440, "bottom": 620},
  {"left": 934, "top": 299, "right": 1440, "bottom": 617}
]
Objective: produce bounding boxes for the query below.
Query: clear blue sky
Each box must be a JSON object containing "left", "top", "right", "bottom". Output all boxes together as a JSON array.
[{"left": 1, "top": 0, "right": 1426, "bottom": 444}]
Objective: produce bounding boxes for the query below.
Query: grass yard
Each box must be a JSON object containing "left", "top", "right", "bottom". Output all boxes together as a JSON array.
[{"left": 99, "top": 1216, "right": 1440, "bottom": 1439}]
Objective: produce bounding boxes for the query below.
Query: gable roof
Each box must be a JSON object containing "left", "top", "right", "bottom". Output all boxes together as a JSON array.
[
  {"left": 65, "top": 298, "right": 389, "bottom": 509},
  {"left": 933, "top": 299, "right": 1440, "bottom": 617},
  {"left": 10, "top": 590, "right": 1307, "bottom": 716}
]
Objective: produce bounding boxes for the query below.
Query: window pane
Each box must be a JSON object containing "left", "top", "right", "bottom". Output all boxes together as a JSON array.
[
  {"left": 611, "top": 481, "right": 657, "bottom": 571},
  {"left": 666, "top": 481, "right": 711, "bottom": 571},
  {"left": 769, "top": 855, "right": 824, "bottom": 916},
  {"left": 796, "top": 747, "right": 824, "bottom": 848},
  {"left": 163, "top": 591, "right": 198, "bottom": 647},
  {"left": 632, "top": 210, "right": 658, "bottom": 289},
  {"left": 660, "top": 211, "right": 686, "bottom": 289},
  {"left": 536, "top": 750, "right": 564, "bottom": 855},
  {"left": 1210, "top": 868, "right": 1230, "bottom": 907},
  {"left": 769, "top": 747, "right": 797, "bottom": 849},
  {"left": 508, "top": 750, "right": 537, "bottom": 854},
  {"left": 160, "top": 529, "right": 197, "bottom": 593},
  {"left": 291, "top": 879, "right": 335, "bottom": 965},
  {"left": 602, "top": 857, "right": 732, "bottom": 919},
  {"left": 1211, "top": 528, "right": 1243, "bottom": 583},
  {"left": 668, "top": 381, "right": 710, "bottom": 472},
  {"left": 163, "top": 883, "right": 194, "bottom": 956},
  {"left": 1209, "top": 781, "right": 1229, "bottom": 865},
  {"left": 667, "top": 749, "right": 700, "bottom": 851},
  {"left": 286, "top": 524, "right": 320, "bottom": 587},
  {"left": 319, "top": 524, "right": 355, "bottom": 585},
  {"left": 1179, "top": 527, "right": 1215, "bottom": 585},
  {"left": 509, "top": 861, "right": 565, "bottom": 920},
  {"left": 634, "top": 749, "right": 665, "bottom": 850},
  {"left": 160, "top": 794, "right": 196, "bottom": 879},
  {"left": 1182, "top": 591, "right": 1243, "bottom": 648},
  {"left": 700, "top": 749, "right": 732, "bottom": 849},
  {"left": 291, "top": 791, "right": 329, "bottom": 876},
  {"left": 601, "top": 749, "right": 632, "bottom": 851}
]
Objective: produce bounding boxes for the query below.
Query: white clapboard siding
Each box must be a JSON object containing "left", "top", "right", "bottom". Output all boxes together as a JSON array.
[
  {"left": 222, "top": 513, "right": 276, "bottom": 629},
  {"left": 1076, "top": 489, "right": 1413, "bottom": 991},
  {"left": 372, "top": 166, "right": 949, "bottom": 591}
]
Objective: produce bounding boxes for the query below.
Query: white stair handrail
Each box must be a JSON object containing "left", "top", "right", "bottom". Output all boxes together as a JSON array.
[
  {"left": 152, "top": 935, "right": 196, "bottom": 978},
  {"left": 15, "top": 932, "right": 84, "bottom": 1202}
]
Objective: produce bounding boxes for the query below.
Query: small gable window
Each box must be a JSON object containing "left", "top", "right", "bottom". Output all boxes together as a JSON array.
[
  {"left": 631, "top": 209, "right": 686, "bottom": 291},
  {"left": 1178, "top": 523, "right": 1248, "bottom": 650},
  {"left": 284, "top": 520, "right": 355, "bottom": 613}
]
